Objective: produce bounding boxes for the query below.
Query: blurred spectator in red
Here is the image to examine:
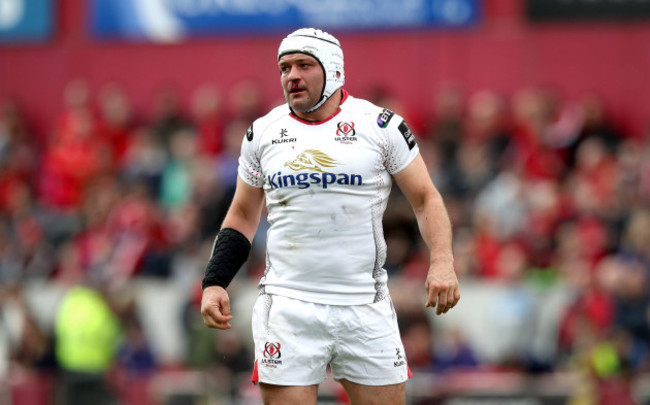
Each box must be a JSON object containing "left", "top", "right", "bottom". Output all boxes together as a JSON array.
[
  {"left": 471, "top": 216, "right": 502, "bottom": 279},
  {"left": 572, "top": 137, "right": 622, "bottom": 216},
  {"left": 401, "top": 313, "right": 435, "bottom": 371},
  {"left": 97, "top": 83, "right": 136, "bottom": 169},
  {"left": 52, "top": 79, "right": 96, "bottom": 143},
  {"left": 106, "top": 180, "right": 170, "bottom": 280},
  {"left": 558, "top": 255, "right": 617, "bottom": 364},
  {"left": 39, "top": 80, "right": 112, "bottom": 212},
  {"left": 472, "top": 164, "right": 528, "bottom": 278},
  {"left": 509, "top": 87, "right": 566, "bottom": 182},
  {"left": 191, "top": 84, "right": 225, "bottom": 157},
  {"left": 226, "top": 79, "right": 265, "bottom": 124},
  {"left": 56, "top": 175, "right": 169, "bottom": 284},
  {"left": 64, "top": 177, "right": 119, "bottom": 283},
  {"left": 522, "top": 180, "right": 562, "bottom": 268},
  {"left": 553, "top": 216, "right": 609, "bottom": 286}
]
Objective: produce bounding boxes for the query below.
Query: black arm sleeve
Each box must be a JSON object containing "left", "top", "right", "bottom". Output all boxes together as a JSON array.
[{"left": 201, "top": 228, "right": 252, "bottom": 290}]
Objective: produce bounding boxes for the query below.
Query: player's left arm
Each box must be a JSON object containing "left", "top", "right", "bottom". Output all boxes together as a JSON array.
[{"left": 392, "top": 153, "right": 460, "bottom": 315}]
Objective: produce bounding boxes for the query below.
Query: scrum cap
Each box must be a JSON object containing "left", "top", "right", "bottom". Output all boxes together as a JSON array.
[{"left": 278, "top": 28, "right": 345, "bottom": 112}]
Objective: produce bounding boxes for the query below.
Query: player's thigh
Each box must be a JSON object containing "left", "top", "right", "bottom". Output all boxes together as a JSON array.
[
  {"left": 329, "top": 297, "right": 410, "bottom": 386},
  {"left": 339, "top": 379, "right": 405, "bottom": 405},
  {"left": 252, "top": 295, "right": 331, "bottom": 385},
  {"left": 259, "top": 383, "right": 319, "bottom": 405}
]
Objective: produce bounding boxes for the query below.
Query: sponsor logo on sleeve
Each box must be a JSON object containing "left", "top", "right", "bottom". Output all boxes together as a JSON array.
[
  {"left": 377, "top": 109, "right": 395, "bottom": 128},
  {"left": 246, "top": 125, "right": 254, "bottom": 141},
  {"left": 398, "top": 120, "right": 416, "bottom": 150}
]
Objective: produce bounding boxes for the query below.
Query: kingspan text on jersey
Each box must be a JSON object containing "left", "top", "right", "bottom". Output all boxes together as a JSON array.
[{"left": 267, "top": 171, "right": 363, "bottom": 189}]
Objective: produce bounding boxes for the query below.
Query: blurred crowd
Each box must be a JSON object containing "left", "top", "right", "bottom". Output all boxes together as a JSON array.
[{"left": 0, "top": 78, "right": 649, "bottom": 404}]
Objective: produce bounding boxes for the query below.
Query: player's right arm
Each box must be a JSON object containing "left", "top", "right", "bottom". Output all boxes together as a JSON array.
[
  {"left": 221, "top": 177, "right": 266, "bottom": 241},
  {"left": 201, "top": 177, "right": 265, "bottom": 330}
]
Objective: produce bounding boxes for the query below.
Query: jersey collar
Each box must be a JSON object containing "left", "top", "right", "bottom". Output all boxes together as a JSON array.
[{"left": 289, "top": 89, "right": 349, "bottom": 125}]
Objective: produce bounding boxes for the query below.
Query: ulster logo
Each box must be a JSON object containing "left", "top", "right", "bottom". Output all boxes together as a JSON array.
[
  {"left": 337, "top": 121, "right": 355, "bottom": 136},
  {"left": 262, "top": 342, "right": 283, "bottom": 367},
  {"left": 263, "top": 342, "right": 281, "bottom": 359},
  {"left": 335, "top": 121, "right": 357, "bottom": 144}
]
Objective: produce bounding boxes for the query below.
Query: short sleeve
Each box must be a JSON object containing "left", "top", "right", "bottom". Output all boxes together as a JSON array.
[
  {"left": 384, "top": 115, "right": 420, "bottom": 175},
  {"left": 237, "top": 123, "right": 264, "bottom": 188}
]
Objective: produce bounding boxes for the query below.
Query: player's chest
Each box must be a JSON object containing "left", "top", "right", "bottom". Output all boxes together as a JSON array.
[{"left": 258, "top": 120, "right": 382, "bottom": 175}]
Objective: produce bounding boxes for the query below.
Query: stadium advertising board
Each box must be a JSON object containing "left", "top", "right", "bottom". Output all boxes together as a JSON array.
[
  {"left": 0, "top": 0, "right": 55, "bottom": 43},
  {"left": 527, "top": 0, "right": 650, "bottom": 22},
  {"left": 90, "top": 0, "right": 481, "bottom": 42}
]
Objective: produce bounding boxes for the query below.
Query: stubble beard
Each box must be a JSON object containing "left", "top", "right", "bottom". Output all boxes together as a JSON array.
[{"left": 286, "top": 92, "right": 316, "bottom": 113}]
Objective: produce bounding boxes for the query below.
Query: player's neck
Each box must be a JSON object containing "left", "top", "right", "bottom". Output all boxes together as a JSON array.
[{"left": 293, "top": 90, "right": 343, "bottom": 122}]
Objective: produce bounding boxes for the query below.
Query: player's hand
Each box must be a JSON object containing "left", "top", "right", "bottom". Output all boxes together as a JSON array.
[
  {"left": 424, "top": 259, "right": 460, "bottom": 315},
  {"left": 201, "top": 286, "right": 233, "bottom": 329}
]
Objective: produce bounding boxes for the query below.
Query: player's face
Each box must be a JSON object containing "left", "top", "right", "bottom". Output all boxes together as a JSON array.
[{"left": 279, "top": 53, "right": 324, "bottom": 113}]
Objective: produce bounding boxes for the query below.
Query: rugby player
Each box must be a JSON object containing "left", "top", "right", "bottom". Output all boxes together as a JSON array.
[{"left": 201, "top": 27, "right": 460, "bottom": 405}]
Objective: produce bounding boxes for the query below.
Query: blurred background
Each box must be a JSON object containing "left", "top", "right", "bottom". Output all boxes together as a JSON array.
[{"left": 1, "top": 0, "right": 649, "bottom": 404}]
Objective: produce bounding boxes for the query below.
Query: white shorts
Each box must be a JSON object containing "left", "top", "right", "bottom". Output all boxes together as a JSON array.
[{"left": 251, "top": 294, "right": 412, "bottom": 386}]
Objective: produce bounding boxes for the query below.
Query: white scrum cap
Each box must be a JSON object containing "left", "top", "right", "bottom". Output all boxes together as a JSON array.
[{"left": 278, "top": 28, "right": 345, "bottom": 112}]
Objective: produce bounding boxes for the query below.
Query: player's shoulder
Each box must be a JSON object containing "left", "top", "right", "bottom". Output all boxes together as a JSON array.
[
  {"left": 247, "top": 103, "right": 291, "bottom": 142},
  {"left": 254, "top": 103, "right": 290, "bottom": 128},
  {"left": 344, "top": 95, "right": 402, "bottom": 130}
]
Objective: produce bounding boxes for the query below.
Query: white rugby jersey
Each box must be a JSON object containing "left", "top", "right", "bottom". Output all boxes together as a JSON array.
[{"left": 238, "top": 90, "right": 419, "bottom": 305}]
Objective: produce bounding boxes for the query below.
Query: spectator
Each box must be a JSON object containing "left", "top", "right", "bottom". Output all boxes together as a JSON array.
[
  {"left": 191, "top": 84, "right": 225, "bottom": 157},
  {"left": 54, "top": 284, "right": 123, "bottom": 405},
  {"left": 97, "top": 83, "right": 136, "bottom": 169},
  {"left": 150, "top": 85, "right": 191, "bottom": 156}
]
